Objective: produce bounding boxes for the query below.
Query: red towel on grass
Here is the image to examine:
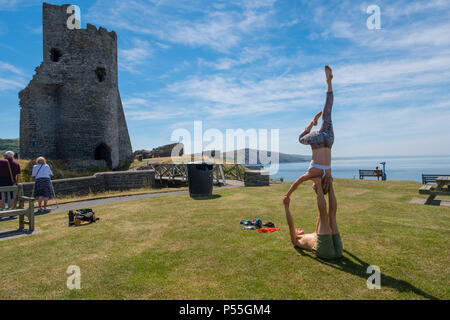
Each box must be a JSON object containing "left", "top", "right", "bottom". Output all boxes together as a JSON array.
[{"left": 258, "top": 227, "right": 280, "bottom": 233}]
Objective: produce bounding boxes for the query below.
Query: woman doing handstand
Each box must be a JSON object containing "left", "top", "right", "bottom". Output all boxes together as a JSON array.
[{"left": 284, "top": 65, "right": 334, "bottom": 200}]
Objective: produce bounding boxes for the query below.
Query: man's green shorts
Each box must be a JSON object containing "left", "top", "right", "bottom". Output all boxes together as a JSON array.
[{"left": 313, "top": 233, "right": 343, "bottom": 260}]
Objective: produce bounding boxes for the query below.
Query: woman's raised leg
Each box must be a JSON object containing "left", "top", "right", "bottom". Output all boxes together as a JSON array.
[
  {"left": 284, "top": 167, "right": 323, "bottom": 199},
  {"left": 320, "top": 66, "right": 334, "bottom": 134},
  {"left": 325, "top": 65, "right": 333, "bottom": 92}
]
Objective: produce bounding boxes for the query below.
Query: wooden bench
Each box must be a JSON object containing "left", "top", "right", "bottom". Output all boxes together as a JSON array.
[
  {"left": 419, "top": 185, "right": 434, "bottom": 194},
  {"left": 359, "top": 169, "right": 383, "bottom": 180},
  {"left": 0, "top": 184, "right": 35, "bottom": 232},
  {"left": 422, "top": 174, "right": 450, "bottom": 185},
  {"left": 419, "top": 174, "right": 450, "bottom": 194},
  {"left": 419, "top": 174, "right": 450, "bottom": 205}
]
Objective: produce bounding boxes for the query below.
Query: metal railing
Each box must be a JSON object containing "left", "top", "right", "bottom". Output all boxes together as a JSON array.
[{"left": 140, "top": 163, "right": 248, "bottom": 184}]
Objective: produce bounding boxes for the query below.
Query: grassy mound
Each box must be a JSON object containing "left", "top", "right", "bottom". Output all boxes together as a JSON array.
[
  {"left": 19, "top": 159, "right": 109, "bottom": 182},
  {"left": 0, "top": 138, "right": 19, "bottom": 154}
]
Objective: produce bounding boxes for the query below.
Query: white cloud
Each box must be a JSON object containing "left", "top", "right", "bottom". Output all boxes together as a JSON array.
[
  {"left": 0, "top": 0, "right": 36, "bottom": 11},
  {"left": 0, "top": 61, "right": 24, "bottom": 76},
  {"left": 330, "top": 21, "right": 353, "bottom": 38},
  {"left": 318, "top": 1, "right": 450, "bottom": 52},
  {"left": 237, "top": 0, "right": 277, "bottom": 9},
  {"left": 0, "top": 61, "right": 26, "bottom": 91},
  {"left": 118, "top": 38, "right": 153, "bottom": 74},
  {"left": 122, "top": 97, "right": 150, "bottom": 109},
  {"left": 198, "top": 46, "right": 272, "bottom": 70},
  {"left": 0, "top": 78, "right": 24, "bottom": 91},
  {"left": 126, "top": 108, "right": 190, "bottom": 120},
  {"left": 162, "top": 50, "right": 450, "bottom": 126},
  {"left": 87, "top": 0, "right": 275, "bottom": 52},
  {"left": 382, "top": 0, "right": 450, "bottom": 19},
  {"left": 122, "top": 94, "right": 195, "bottom": 120},
  {"left": 163, "top": 8, "right": 273, "bottom": 52},
  {"left": 280, "top": 18, "right": 299, "bottom": 28},
  {"left": 368, "top": 23, "right": 450, "bottom": 49}
]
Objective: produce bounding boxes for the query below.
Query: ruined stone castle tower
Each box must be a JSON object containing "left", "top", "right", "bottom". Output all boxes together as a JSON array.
[{"left": 19, "top": 3, "right": 133, "bottom": 169}]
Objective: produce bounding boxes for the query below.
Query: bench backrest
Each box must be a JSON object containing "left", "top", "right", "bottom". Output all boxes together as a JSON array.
[
  {"left": 422, "top": 174, "right": 450, "bottom": 185},
  {"left": 359, "top": 170, "right": 383, "bottom": 176},
  {"left": 0, "top": 185, "right": 20, "bottom": 210}
]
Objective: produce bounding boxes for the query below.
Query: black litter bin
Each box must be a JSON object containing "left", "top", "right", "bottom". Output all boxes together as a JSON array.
[{"left": 187, "top": 162, "right": 214, "bottom": 198}]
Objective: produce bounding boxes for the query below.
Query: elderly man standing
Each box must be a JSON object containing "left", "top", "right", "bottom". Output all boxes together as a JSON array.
[{"left": 0, "top": 151, "right": 21, "bottom": 208}]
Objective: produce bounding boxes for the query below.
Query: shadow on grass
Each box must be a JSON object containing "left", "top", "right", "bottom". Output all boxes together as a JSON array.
[
  {"left": 191, "top": 194, "right": 222, "bottom": 200},
  {"left": 295, "top": 247, "right": 438, "bottom": 300},
  {"left": 0, "top": 216, "right": 17, "bottom": 222},
  {"left": 0, "top": 209, "right": 52, "bottom": 224},
  {"left": 0, "top": 228, "right": 35, "bottom": 240},
  {"left": 34, "top": 209, "right": 53, "bottom": 216}
]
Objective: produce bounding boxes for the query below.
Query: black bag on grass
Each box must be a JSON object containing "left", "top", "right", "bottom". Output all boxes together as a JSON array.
[{"left": 68, "top": 208, "right": 99, "bottom": 226}]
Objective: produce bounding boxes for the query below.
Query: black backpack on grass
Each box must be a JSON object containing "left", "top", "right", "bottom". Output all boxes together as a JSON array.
[{"left": 68, "top": 208, "right": 99, "bottom": 226}]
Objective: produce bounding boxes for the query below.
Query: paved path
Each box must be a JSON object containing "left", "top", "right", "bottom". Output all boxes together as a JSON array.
[
  {"left": 409, "top": 197, "right": 450, "bottom": 207},
  {"left": 43, "top": 183, "right": 244, "bottom": 214},
  {"left": 46, "top": 190, "right": 188, "bottom": 214}
]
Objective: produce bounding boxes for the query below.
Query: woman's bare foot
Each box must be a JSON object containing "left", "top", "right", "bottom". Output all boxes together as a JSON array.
[
  {"left": 312, "top": 111, "right": 322, "bottom": 125},
  {"left": 325, "top": 65, "right": 333, "bottom": 81},
  {"left": 295, "top": 228, "right": 305, "bottom": 236}
]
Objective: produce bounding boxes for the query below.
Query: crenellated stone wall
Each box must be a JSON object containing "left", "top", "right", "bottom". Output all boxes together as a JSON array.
[{"left": 19, "top": 3, "right": 133, "bottom": 169}]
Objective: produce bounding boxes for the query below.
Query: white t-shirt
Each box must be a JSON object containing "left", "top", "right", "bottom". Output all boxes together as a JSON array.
[{"left": 32, "top": 164, "right": 53, "bottom": 179}]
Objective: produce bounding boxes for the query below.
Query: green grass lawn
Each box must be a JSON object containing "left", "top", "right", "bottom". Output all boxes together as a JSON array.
[
  {"left": 35, "top": 186, "right": 188, "bottom": 206},
  {"left": 0, "top": 179, "right": 448, "bottom": 299}
]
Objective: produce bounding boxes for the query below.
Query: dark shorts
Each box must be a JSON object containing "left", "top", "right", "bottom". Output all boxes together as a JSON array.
[
  {"left": 0, "top": 176, "right": 14, "bottom": 200},
  {"left": 34, "top": 178, "right": 52, "bottom": 199},
  {"left": 313, "top": 233, "right": 343, "bottom": 260}
]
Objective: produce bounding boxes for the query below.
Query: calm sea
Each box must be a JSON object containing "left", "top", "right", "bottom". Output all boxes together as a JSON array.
[{"left": 267, "top": 155, "right": 450, "bottom": 182}]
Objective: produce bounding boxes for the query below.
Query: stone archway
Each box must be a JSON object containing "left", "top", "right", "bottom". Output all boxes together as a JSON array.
[{"left": 94, "top": 143, "right": 112, "bottom": 168}]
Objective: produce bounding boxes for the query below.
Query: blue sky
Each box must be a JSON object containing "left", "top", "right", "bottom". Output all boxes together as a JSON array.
[{"left": 0, "top": 0, "right": 449, "bottom": 157}]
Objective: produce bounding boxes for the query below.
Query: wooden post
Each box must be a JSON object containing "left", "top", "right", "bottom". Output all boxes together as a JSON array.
[
  {"left": 0, "top": 192, "right": 4, "bottom": 210},
  {"left": 28, "top": 206, "right": 35, "bottom": 233},
  {"left": 18, "top": 184, "right": 24, "bottom": 208},
  {"left": 7, "top": 191, "right": 11, "bottom": 209},
  {"left": 214, "top": 165, "right": 220, "bottom": 184},
  {"left": 19, "top": 215, "right": 24, "bottom": 230},
  {"left": 219, "top": 164, "right": 226, "bottom": 185}
]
